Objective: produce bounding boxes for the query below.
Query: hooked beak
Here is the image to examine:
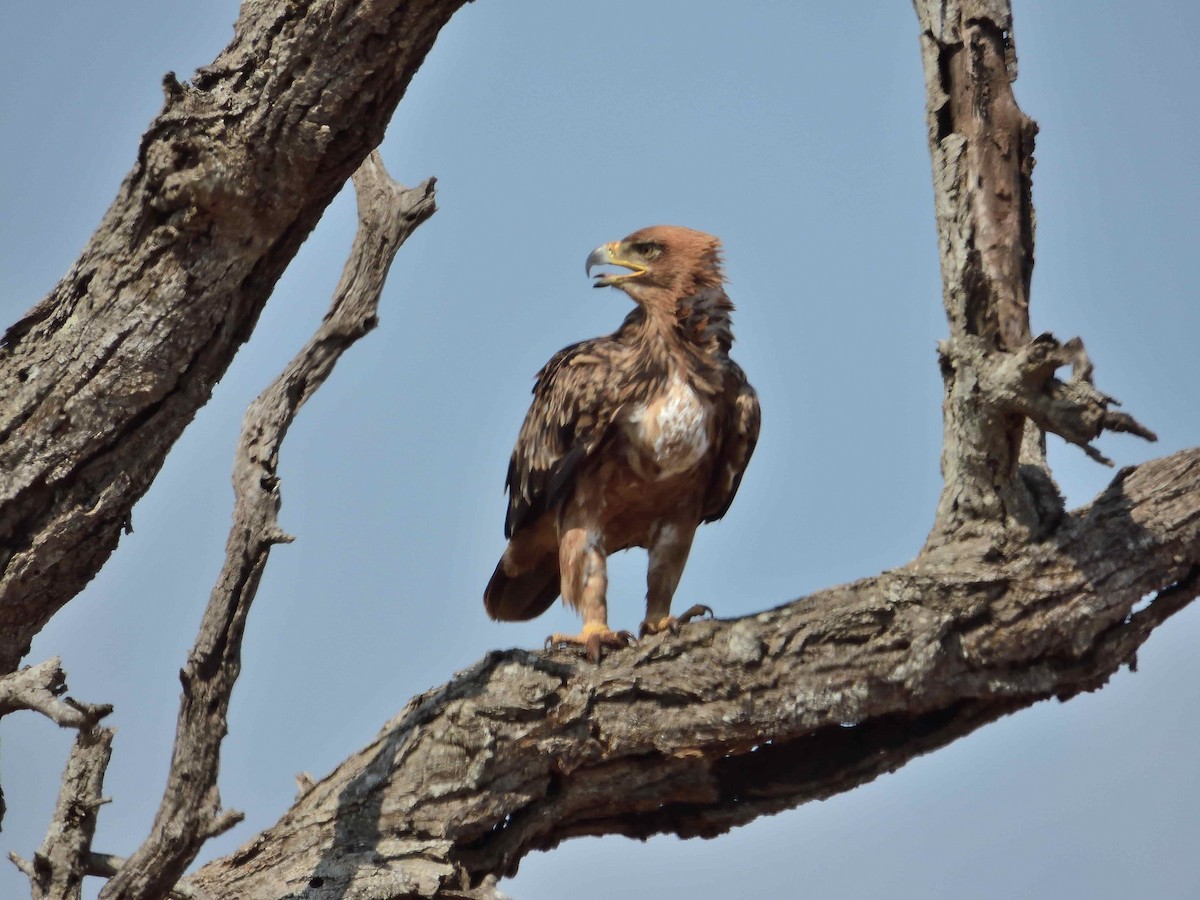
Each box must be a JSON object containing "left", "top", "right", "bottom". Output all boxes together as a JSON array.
[{"left": 585, "top": 241, "right": 648, "bottom": 288}]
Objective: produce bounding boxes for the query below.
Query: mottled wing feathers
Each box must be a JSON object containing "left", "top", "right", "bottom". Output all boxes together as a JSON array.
[
  {"left": 504, "top": 338, "right": 623, "bottom": 538},
  {"left": 702, "top": 365, "right": 761, "bottom": 523}
]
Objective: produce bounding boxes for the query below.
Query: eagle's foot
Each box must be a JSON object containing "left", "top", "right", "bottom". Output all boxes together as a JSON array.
[
  {"left": 638, "top": 603, "right": 714, "bottom": 638},
  {"left": 545, "top": 623, "right": 635, "bottom": 663}
]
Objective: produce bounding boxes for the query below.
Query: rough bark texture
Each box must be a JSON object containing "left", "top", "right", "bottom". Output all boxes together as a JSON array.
[
  {"left": 179, "top": 449, "right": 1200, "bottom": 899},
  {"left": 10, "top": 727, "right": 114, "bottom": 900},
  {"left": 0, "top": 0, "right": 468, "bottom": 677},
  {"left": 172, "top": 3, "right": 1191, "bottom": 896},
  {"left": 3, "top": 1, "right": 1197, "bottom": 899},
  {"left": 914, "top": 0, "right": 1153, "bottom": 547},
  {"left": 94, "top": 155, "right": 435, "bottom": 900},
  {"left": 0, "top": 658, "right": 113, "bottom": 831},
  {"left": 0, "top": 657, "right": 111, "bottom": 730}
]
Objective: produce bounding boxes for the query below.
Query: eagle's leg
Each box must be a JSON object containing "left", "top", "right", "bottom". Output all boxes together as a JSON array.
[
  {"left": 546, "top": 526, "right": 632, "bottom": 662},
  {"left": 640, "top": 522, "right": 708, "bottom": 637}
]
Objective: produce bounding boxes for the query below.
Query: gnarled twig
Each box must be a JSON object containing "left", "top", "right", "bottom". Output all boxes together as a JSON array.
[
  {"left": 97, "top": 153, "right": 436, "bottom": 900},
  {"left": 10, "top": 725, "right": 114, "bottom": 900}
]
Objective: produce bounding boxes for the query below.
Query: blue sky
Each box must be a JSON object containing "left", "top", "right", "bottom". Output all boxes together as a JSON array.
[{"left": 2, "top": 2, "right": 1198, "bottom": 898}]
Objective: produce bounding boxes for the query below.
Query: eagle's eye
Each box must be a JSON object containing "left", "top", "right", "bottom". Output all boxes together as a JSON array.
[{"left": 632, "top": 241, "right": 662, "bottom": 260}]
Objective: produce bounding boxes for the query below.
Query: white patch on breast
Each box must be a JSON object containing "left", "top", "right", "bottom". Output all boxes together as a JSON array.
[{"left": 631, "top": 375, "right": 710, "bottom": 478}]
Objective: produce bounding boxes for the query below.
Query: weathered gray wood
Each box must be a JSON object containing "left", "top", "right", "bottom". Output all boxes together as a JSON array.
[
  {"left": 0, "top": 657, "right": 110, "bottom": 729},
  {"left": 0, "top": 0, "right": 468, "bottom": 676},
  {"left": 95, "top": 154, "right": 435, "bottom": 900},
  {"left": 0, "top": 657, "right": 112, "bottom": 832},
  {"left": 186, "top": 449, "right": 1199, "bottom": 899},
  {"left": 10, "top": 727, "right": 114, "bottom": 900},
  {"left": 3, "top": 2, "right": 1197, "bottom": 898},
  {"left": 85, "top": 856, "right": 209, "bottom": 900},
  {"left": 913, "top": 0, "right": 1153, "bottom": 547}
]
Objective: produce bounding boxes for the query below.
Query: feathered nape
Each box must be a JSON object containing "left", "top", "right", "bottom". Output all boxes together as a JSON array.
[{"left": 676, "top": 285, "right": 736, "bottom": 353}]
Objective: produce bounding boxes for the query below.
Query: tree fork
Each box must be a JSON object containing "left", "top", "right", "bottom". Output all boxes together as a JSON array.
[
  {"left": 915, "top": 0, "right": 1152, "bottom": 548},
  {"left": 2, "top": 2, "right": 1195, "bottom": 898}
]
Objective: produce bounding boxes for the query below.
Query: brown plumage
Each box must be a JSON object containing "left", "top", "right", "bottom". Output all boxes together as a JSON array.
[{"left": 484, "top": 225, "right": 760, "bottom": 660}]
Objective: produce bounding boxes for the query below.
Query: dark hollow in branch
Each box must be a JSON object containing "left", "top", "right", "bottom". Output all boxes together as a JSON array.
[{"left": 97, "top": 154, "right": 436, "bottom": 900}]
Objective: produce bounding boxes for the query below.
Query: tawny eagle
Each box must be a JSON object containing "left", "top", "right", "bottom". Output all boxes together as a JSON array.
[{"left": 484, "top": 225, "right": 760, "bottom": 661}]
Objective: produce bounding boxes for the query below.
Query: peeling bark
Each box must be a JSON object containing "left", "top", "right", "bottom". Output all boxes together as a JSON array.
[{"left": 914, "top": 0, "right": 1153, "bottom": 546}]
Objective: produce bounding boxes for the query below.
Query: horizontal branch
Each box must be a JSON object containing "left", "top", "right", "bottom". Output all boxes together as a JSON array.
[
  {"left": 189, "top": 448, "right": 1200, "bottom": 899},
  {"left": 0, "top": 657, "right": 111, "bottom": 728}
]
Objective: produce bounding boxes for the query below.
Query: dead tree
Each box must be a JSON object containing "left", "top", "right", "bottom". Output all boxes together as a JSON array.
[{"left": 1, "top": 1, "right": 1196, "bottom": 898}]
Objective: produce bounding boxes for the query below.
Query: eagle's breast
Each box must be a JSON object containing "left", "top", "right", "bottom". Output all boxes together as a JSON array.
[{"left": 625, "top": 374, "right": 711, "bottom": 480}]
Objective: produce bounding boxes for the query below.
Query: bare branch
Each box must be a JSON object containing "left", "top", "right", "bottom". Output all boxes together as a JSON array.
[
  {"left": 9, "top": 853, "right": 35, "bottom": 878},
  {"left": 0, "top": 657, "right": 111, "bottom": 728},
  {"left": 185, "top": 448, "right": 1200, "bottom": 899},
  {"left": 948, "top": 332, "right": 1158, "bottom": 468},
  {"left": 10, "top": 726, "right": 115, "bottom": 900},
  {"left": 3, "top": 2, "right": 1191, "bottom": 898},
  {"left": 97, "top": 155, "right": 436, "bottom": 900},
  {"left": 0, "top": 0, "right": 467, "bottom": 677},
  {"left": 914, "top": 0, "right": 1153, "bottom": 546},
  {"left": 85, "top": 854, "right": 213, "bottom": 900}
]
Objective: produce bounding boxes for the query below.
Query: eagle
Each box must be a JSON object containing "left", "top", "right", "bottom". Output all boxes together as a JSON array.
[{"left": 484, "top": 225, "right": 760, "bottom": 661}]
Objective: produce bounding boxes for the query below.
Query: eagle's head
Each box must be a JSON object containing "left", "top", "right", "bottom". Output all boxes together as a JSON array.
[{"left": 585, "top": 225, "right": 725, "bottom": 303}]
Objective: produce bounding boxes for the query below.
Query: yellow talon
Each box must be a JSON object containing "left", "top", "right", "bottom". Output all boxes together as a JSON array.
[
  {"left": 639, "top": 604, "right": 715, "bottom": 638},
  {"left": 545, "top": 624, "right": 634, "bottom": 663}
]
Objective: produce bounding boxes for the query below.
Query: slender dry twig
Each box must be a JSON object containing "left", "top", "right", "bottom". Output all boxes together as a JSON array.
[
  {"left": 97, "top": 152, "right": 436, "bottom": 900},
  {"left": 0, "top": 0, "right": 467, "bottom": 679},
  {"left": 10, "top": 726, "right": 114, "bottom": 900}
]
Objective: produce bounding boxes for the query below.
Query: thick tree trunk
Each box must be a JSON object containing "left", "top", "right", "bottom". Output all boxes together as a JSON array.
[
  {"left": 3, "top": 1, "right": 1196, "bottom": 899},
  {"left": 184, "top": 449, "right": 1199, "bottom": 899},
  {"left": 0, "top": 0, "right": 468, "bottom": 676}
]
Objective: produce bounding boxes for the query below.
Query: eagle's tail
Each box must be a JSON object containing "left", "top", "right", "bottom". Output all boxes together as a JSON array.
[{"left": 484, "top": 555, "right": 560, "bottom": 621}]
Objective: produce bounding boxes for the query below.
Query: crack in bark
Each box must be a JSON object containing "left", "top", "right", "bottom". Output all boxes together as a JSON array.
[
  {"left": 2, "top": 2, "right": 1195, "bottom": 897},
  {"left": 96, "top": 154, "right": 436, "bottom": 900},
  {"left": 176, "top": 448, "right": 1200, "bottom": 898},
  {"left": 0, "top": 0, "right": 470, "bottom": 681}
]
